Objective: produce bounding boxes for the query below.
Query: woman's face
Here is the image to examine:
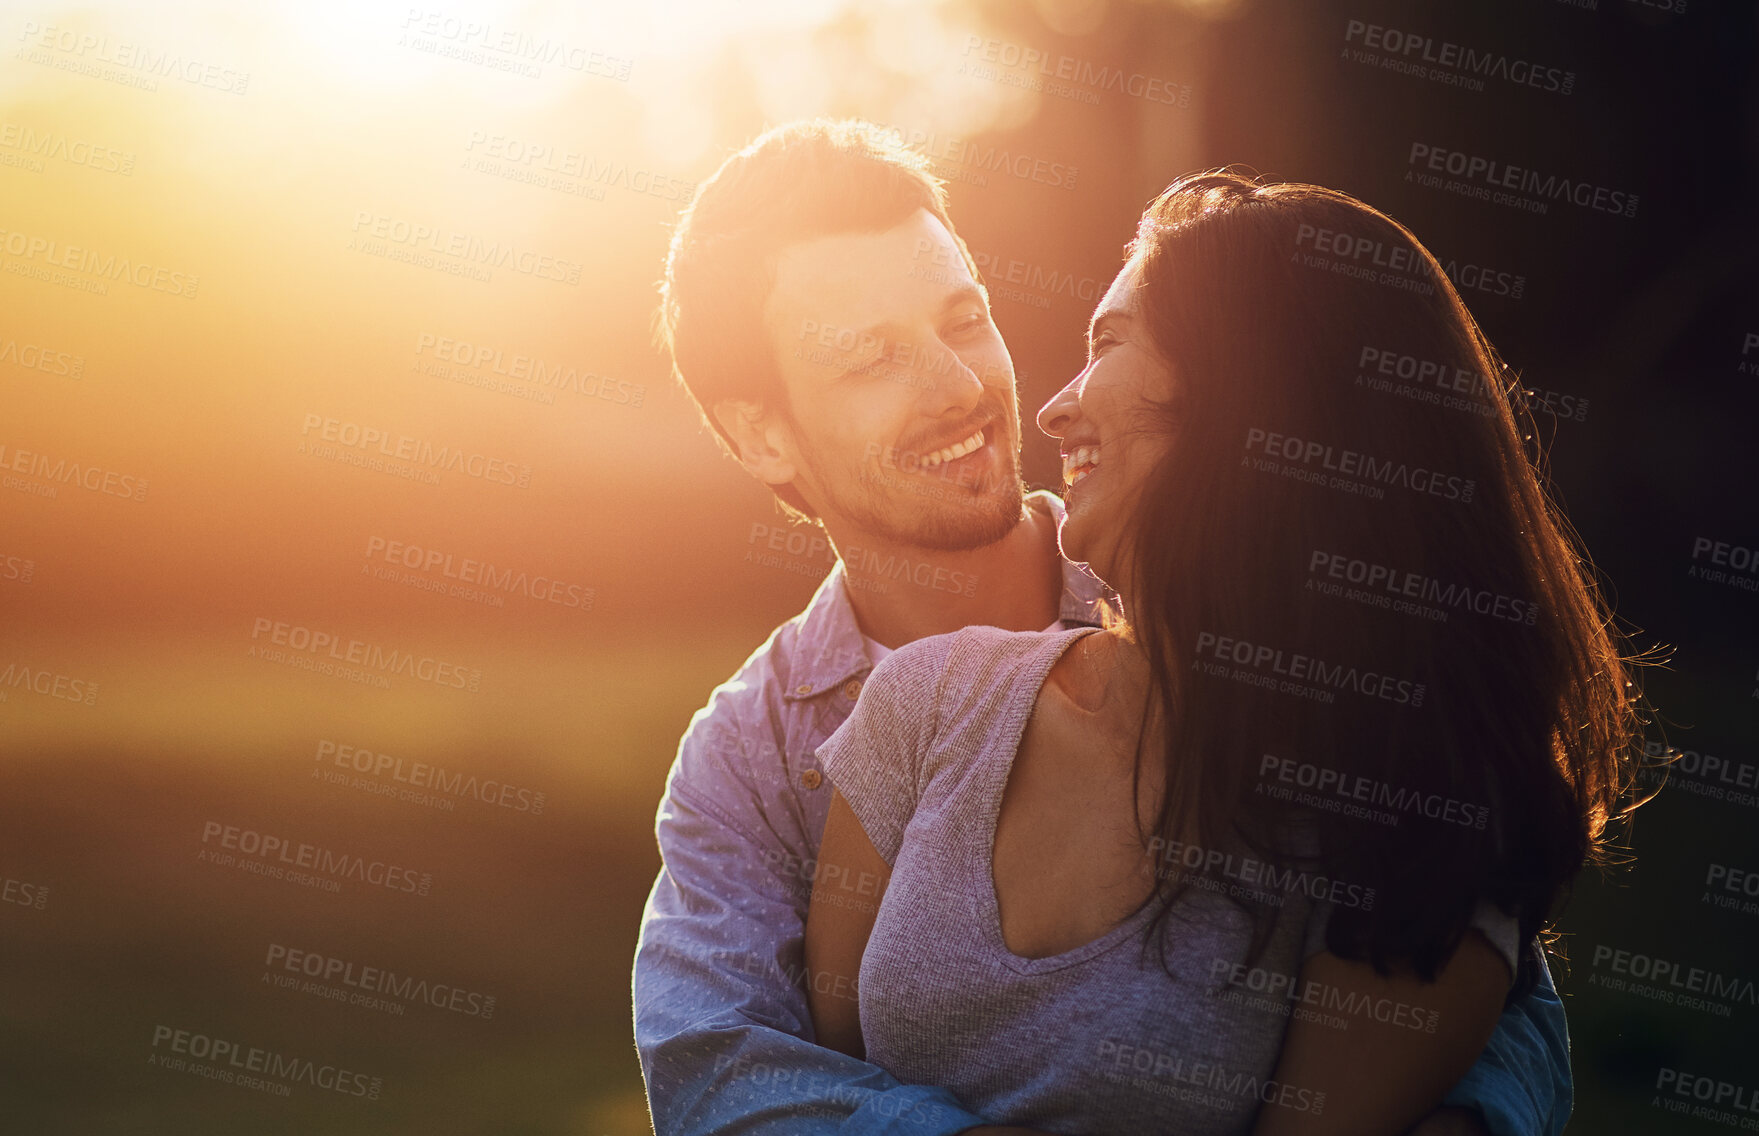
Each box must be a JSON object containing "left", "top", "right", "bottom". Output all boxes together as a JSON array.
[{"left": 1035, "top": 257, "right": 1180, "bottom": 593}]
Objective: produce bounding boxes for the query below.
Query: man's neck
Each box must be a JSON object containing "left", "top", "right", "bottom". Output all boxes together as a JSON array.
[{"left": 828, "top": 500, "right": 1065, "bottom": 650}]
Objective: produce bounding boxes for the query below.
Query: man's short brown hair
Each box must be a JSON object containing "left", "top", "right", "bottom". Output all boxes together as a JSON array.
[{"left": 658, "top": 118, "right": 979, "bottom": 518}]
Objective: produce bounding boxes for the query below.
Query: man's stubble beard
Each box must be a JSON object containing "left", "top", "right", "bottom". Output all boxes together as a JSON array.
[{"left": 795, "top": 426, "right": 1028, "bottom": 553}]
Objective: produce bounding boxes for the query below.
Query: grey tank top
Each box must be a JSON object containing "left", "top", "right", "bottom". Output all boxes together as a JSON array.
[{"left": 817, "top": 624, "right": 1518, "bottom": 1135}]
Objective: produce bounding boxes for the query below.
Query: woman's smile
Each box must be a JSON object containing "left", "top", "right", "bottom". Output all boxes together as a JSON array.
[{"left": 1062, "top": 443, "right": 1101, "bottom": 488}]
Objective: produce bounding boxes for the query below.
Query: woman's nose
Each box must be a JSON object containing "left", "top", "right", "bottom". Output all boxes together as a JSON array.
[{"left": 1036, "top": 375, "right": 1082, "bottom": 438}]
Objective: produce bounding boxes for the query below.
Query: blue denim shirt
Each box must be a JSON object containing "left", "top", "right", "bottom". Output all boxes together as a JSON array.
[{"left": 633, "top": 491, "right": 1571, "bottom": 1136}]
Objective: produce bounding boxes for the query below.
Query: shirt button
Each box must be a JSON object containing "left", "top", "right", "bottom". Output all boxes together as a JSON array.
[
  {"left": 842, "top": 679, "right": 863, "bottom": 700},
  {"left": 801, "top": 769, "right": 823, "bottom": 790},
  {"left": 794, "top": 684, "right": 812, "bottom": 696}
]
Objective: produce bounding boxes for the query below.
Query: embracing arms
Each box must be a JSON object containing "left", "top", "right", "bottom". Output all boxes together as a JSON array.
[
  {"left": 633, "top": 702, "right": 988, "bottom": 1136},
  {"left": 637, "top": 647, "right": 1569, "bottom": 1135},
  {"left": 807, "top": 786, "right": 1526, "bottom": 1136}
]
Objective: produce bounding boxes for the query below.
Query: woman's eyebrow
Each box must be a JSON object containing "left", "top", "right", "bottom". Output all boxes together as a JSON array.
[{"left": 1088, "top": 308, "right": 1129, "bottom": 344}]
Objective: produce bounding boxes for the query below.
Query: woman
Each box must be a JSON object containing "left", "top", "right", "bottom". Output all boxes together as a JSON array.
[{"left": 803, "top": 172, "right": 1650, "bottom": 1135}]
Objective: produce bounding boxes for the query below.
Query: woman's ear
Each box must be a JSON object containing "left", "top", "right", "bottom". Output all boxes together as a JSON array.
[{"left": 712, "top": 398, "right": 799, "bottom": 488}]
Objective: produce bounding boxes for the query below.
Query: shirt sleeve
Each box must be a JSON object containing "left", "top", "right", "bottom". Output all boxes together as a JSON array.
[
  {"left": 1441, "top": 943, "right": 1572, "bottom": 1136},
  {"left": 633, "top": 671, "right": 985, "bottom": 1136},
  {"left": 814, "top": 636, "right": 949, "bottom": 865}
]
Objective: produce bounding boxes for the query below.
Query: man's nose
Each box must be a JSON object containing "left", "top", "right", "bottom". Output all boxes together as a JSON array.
[{"left": 917, "top": 343, "right": 985, "bottom": 417}]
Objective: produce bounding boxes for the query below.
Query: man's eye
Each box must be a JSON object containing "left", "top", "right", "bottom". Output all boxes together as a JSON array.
[{"left": 949, "top": 312, "right": 989, "bottom": 337}]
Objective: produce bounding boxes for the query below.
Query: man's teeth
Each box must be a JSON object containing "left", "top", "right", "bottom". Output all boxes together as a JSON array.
[
  {"left": 1063, "top": 443, "right": 1101, "bottom": 486},
  {"left": 919, "top": 427, "right": 986, "bottom": 469}
]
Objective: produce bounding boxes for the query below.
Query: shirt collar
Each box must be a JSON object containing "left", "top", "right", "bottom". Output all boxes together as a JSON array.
[{"left": 784, "top": 490, "right": 1112, "bottom": 701}]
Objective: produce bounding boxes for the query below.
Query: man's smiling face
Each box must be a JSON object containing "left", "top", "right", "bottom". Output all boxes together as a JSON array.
[{"left": 759, "top": 208, "right": 1026, "bottom": 551}]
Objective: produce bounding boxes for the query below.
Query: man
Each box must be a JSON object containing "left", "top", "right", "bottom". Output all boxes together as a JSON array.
[{"left": 633, "top": 119, "right": 1570, "bottom": 1136}]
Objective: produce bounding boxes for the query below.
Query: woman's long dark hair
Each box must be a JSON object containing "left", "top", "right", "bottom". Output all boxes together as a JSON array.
[{"left": 1119, "top": 171, "right": 1656, "bottom": 993}]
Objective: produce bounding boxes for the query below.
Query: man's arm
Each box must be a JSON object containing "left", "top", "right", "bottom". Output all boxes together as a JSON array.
[{"left": 633, "top": 701, "right": 987, "bottom": 1136}]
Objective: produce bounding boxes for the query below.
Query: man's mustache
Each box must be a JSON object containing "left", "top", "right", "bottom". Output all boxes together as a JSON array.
[{"left": 895, "top": 398, "right": 1015, "bottom": 456}]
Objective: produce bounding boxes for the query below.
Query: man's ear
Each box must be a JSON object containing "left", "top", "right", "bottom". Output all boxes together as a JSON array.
[{"left": 711, "top": 398, "right": 799, "bottom": 488}]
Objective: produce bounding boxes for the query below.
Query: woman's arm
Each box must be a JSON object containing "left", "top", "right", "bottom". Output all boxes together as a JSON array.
[
  {"left": 803, "top": 788, "right": 892, "bottom": 1059},
  {"left": 1250, "top": 930, "right": 1512, "bottom": 1136},
  {"left": 806, "top": 791, "right": 1064, "bottom": 1136}
]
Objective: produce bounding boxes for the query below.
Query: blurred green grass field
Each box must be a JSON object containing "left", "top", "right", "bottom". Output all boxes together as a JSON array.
[{"left": 0, "top": 628, "right": 772, "bottom": 1136}]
